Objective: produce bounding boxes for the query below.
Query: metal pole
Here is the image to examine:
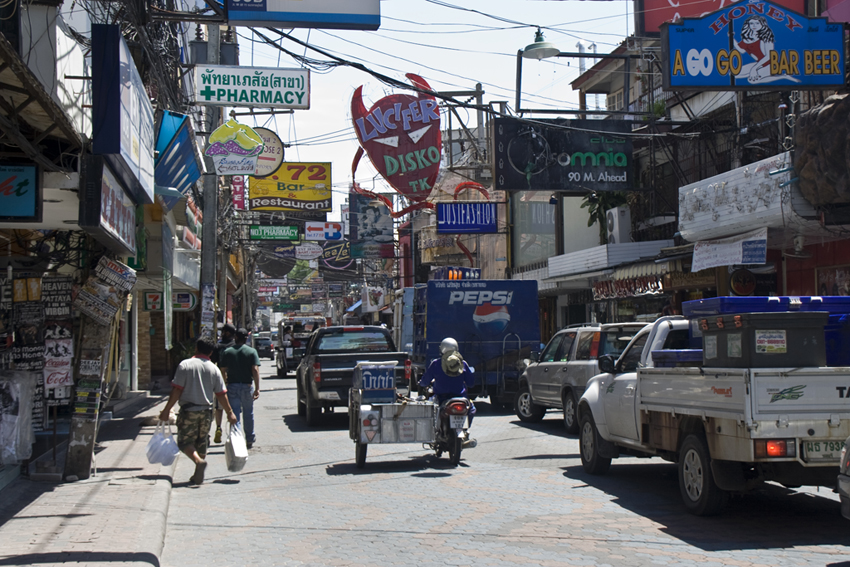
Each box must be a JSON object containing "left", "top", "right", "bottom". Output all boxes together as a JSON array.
[{"left": 200, "top": 25, "right": 220, "bottom": 338}]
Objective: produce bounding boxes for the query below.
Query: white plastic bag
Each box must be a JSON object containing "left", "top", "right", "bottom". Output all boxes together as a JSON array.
[
  {"left": 146, "top": 421, "right": 179, "bottom": 465},
  {"left": 224, "top": 421, "right": 248, "bottom": 472}
]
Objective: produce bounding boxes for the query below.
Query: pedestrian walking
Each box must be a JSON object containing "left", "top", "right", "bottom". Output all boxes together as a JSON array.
[
  {"left": 210, "top": 323, "right": 236, "bottom": 443},
  {"left": 219, "top": 328, "right": 261, "bottom": 449},
  {"left": 159, "top": 336, "right": 237, "bottom": 485}
]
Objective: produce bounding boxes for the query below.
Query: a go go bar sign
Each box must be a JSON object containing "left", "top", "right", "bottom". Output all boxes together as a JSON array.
[{"left": 249, "top": 225, "right": 299, "bottom": 241}]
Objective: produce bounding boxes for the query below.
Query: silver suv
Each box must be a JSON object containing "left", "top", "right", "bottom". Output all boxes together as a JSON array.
[{"left": 515, "top": 322, "right": 647, "bottom": 433}]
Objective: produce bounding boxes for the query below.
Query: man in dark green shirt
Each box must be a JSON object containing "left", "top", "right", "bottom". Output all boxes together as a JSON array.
[{"left": 219, "top": 328, "right": 261, "bottom": 449}]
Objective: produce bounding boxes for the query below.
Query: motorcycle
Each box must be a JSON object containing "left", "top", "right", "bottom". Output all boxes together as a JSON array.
[{"left": 422, "top": 388, "right": 476, "bottom": 466}]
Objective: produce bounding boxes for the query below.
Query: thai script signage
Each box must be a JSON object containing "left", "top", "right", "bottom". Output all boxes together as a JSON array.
[
  {"left": 226, "top": 0, "right": 381, "bottom": 31},
  {"left": 437, "top": 202, "right": 497, "bottom": 234},
  {"left": 493, "top": 118, "right": 633, "bottom": 193},
  {"left": 249, "top": 225, "right": 299, "bottom": 240},
  {"left": 0, "top": 164, "right": 41, "bottom": 222},
  {"left": 195, "top": 65, "right": 310, "bottom": 109},
  {"left": 253, "top": 127, "right": 285, "bottom": 177},
  {"left": 249, "top": 162, "right": 331, "bottom": 211},
  {"left": 662, "top": 0, "right": 844, "bottom": 90}
]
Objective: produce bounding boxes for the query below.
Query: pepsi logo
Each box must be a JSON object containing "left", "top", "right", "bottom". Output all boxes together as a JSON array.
[{"left": 473, "top": 303, "right": 510, "bottom": 335}]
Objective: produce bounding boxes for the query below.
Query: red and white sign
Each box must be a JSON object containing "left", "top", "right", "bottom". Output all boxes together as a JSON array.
[
  {"left": 639, "top": 0, "right": 806, "bottom": 34},
  {"left": 258, "top": 286, "right": 279, "bottom": 293},
  {"left": 304, "top": 222, "right": 344, "bottom": 241},
  {"left": 45, "top": 370, "right": 73, "bottom": 387},
  {"left": 232, "top": 176, "right": 246, "bottom": 210}
]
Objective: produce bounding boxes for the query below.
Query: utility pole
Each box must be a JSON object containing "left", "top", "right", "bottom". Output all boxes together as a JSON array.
[{"left": 200, "top": 25, "right": 220, "bottom": 339}]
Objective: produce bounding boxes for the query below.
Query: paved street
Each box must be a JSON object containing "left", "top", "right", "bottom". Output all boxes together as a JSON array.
[{"left": 161, "top": 360, "right": 850, "bottom": 567}]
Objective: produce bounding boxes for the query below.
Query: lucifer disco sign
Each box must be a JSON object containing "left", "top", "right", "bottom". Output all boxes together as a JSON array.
[{"left": 661, "top": 0, "right": 844, "bottom": 90}]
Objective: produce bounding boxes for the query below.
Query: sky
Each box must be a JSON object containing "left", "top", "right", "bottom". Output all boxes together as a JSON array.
[{"left": 234, "top": 0, "right": 636, "bottom": 220}]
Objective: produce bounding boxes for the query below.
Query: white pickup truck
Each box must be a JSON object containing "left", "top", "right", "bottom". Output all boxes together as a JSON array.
[{"left": 578, "top": 315, "right": 850, "bottom": 516}]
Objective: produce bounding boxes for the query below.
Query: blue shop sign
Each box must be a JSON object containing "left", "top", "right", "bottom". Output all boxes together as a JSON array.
[
  {"left": 155, "top": 111, "right": 203, "bottom": 211},
  {"left": 437, "top": 202, "right": 497, "bottom": 234},
  {"left": 0, "top": 164, "right": 40, "bottom": 222},
  {"left": 226, "top": 0, "right": 380, "bottom": 30},
  {"left": 662, "top": 0, "right": 845, "bottom": 90},
  {"left": 92, "top": 24, "right": 155, "bottom": 204}
]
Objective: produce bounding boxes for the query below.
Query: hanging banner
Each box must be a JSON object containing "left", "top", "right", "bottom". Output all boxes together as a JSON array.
[
  {"left": 661, "top": 0, "right": 844, "bottom": 90},
  {"left": 206, "top": 119, "right": 265, "bottom": 175},
  {"left": 691, "top": 227, "right": 768, "bottom": 273},
  {"left": 194, "top": 66, "right": 310, "bottom": 109},
  {"left": 248, "top": 162, "right": 332, "bottom": 212},
  {"left": 362, "top": 286, "right": 385, "bottom": 312}
]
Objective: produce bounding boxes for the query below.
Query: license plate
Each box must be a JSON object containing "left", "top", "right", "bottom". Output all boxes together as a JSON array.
[
  {"left": 449, "top": 415, "right": 465, "bottom": 429},
  {"left": 803, "top": 439, "right": 844, "bottom": 462}
]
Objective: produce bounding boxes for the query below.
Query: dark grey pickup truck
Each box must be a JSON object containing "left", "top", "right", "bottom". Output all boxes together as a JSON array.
[{"left": 296, "top": 325, "right": 410, "bottom": 426}]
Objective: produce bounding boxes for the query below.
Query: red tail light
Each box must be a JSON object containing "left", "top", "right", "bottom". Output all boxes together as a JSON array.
[
  {"left": 313, "top": 362, "right": 321, "bottom": 382},
  {"left": 447, "top": 401, "right": 468, "bottom": 415},
  {"left": 754, "top": 439, "right": 795, "bottom": 458},
  {"left": 405, "top": 359, "right": 411, "bottom": 383}
]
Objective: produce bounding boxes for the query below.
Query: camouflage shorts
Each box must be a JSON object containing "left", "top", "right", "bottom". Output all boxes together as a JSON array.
[{"left": 176, "top": 409, "right": 212, "bottom": 456}]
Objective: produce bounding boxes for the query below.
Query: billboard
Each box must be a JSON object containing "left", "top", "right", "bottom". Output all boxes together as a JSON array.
[
  {"left": 437, "top": 202, "right": 497, "bottom": 234},
  {"left": 226, "top": 0, "right": 380, "bottom": 30},
  {"left": 349, "top": 191, "right": 394, "bottom": 258},
  {"left": 249, "top": 162, "right": 332, "bottom": 212},
  {"left": 637, "top": 0, "right": 807, "bottom": 35},
  {"left": 662, "top": 1, "right": 844, "bottom": 90},
  {"left": 493, "top": 118, "right": 633, "bottom": 193}
]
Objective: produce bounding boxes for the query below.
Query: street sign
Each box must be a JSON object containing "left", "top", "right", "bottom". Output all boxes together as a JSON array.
[{"left": 249, "top": 225, "right": 299, "bottom": 240}]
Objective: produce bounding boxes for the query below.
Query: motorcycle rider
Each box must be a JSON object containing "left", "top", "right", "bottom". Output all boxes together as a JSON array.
[{"left": 419, "top": 337, "right": 476, "bottom": 436}]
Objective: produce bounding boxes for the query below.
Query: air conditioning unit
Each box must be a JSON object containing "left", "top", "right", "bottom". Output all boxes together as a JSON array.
[{"left": 606, "top": 206, "right": 631, "bottom": 244}]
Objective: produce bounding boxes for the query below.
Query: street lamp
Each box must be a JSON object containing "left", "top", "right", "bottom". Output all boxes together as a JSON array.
[{"left": 521, "top": 28, "right": 559, "bottom": 61}]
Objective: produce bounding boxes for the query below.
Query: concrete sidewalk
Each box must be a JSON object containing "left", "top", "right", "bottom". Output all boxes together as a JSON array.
[{"left": 0, "top": 396, "right": 175, "bottom": 567}]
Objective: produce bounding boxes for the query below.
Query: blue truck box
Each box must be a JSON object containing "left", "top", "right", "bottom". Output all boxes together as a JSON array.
[
  {"left": 412, "top": 280, "right": 540, "bottom": 403},
  {"left": 682, "top": 296, "right": 850, "bottom": 317}
]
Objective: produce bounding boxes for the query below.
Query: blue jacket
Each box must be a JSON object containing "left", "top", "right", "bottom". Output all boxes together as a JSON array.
[{"left": 419, "top": 358, "right": 474, "bottom": 398}]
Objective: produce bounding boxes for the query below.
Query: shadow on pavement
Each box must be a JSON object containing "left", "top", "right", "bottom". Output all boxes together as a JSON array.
[
  {"left": 326, "top": 453, "right": 468, "bottom": 475},
  {"left": 509, "top": 418, "right": 569, "bottom": 437},
  {"left": 281, "top": 413, "right": 348, "bottom": 433},
  {"left": 563, "top": 461, "right": 848, "bottom": 550},
  {"left": 0, "top": 551, "right": 159, "bottom": 566}
]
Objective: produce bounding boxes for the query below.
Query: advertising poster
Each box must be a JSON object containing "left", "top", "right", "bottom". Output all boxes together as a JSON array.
[
  {"left": 362, "top": 287, "right": 385, "bottom": 312},
  {"left": 0, "top": 164, "right": 40, "bottom": 222},
  {"left": 248, "top": 162, "right": 332, "bottom": 212},
  {"left": 12, "top": 275, "right": 44, "bottom": 371},
  {"left": 350, "top": 192, "right": 394, "bottom": 258},
  {"left": 42, "top": 276, "right": 73, "bottom": 319},
  {"left": 0, "top": 276, "right": 11, "bottom": 370}
]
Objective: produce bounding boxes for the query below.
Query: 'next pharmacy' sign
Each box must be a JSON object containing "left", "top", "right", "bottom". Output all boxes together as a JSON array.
[
  {"left": 661, "top": 0, "right": 845, "bottom": 90},
  {"left": 437, "top": 202, "right": 498, "bottom": 234}
]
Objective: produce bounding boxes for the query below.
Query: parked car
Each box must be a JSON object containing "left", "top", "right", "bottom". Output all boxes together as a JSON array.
[
  {"left": 840, "top": 435, "right": 850, "bottom": 520},
  {"left": 254, "top": 337, "right": 274, "bottom": 360},
  {"left": 515, "top": 322, "right": 648, "bottom": 432}
]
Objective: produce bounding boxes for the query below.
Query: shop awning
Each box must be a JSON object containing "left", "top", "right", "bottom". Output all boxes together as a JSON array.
[
  {"left": 346, "top": 300, "right": 362, "bottom": 313},
  {"left": 613, "top": 260, "right": 680, "bottom": 281}
]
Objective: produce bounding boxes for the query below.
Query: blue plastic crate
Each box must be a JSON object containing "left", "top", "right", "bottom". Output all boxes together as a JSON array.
[{"left": 825, "top": 314, "right": 850, "bottom": 367}]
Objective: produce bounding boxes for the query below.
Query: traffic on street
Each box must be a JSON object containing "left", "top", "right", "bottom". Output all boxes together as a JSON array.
[{"left": 161, "top": 359, "right": 849, "bottom": 567}]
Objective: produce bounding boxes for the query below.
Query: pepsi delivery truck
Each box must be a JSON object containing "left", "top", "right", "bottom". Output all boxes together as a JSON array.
[{"left": 411, "top": 280, "right": 541, "bottom": 407}]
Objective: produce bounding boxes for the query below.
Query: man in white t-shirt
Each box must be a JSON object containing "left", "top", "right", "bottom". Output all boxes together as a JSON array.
[{"left": 159, "top": 337, "right": 237, "bottom": 484}]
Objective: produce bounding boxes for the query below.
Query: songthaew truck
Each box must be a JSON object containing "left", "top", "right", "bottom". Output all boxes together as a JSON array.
[{"left": 411, "top": 280, "right": 540, "bottom": 406}]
